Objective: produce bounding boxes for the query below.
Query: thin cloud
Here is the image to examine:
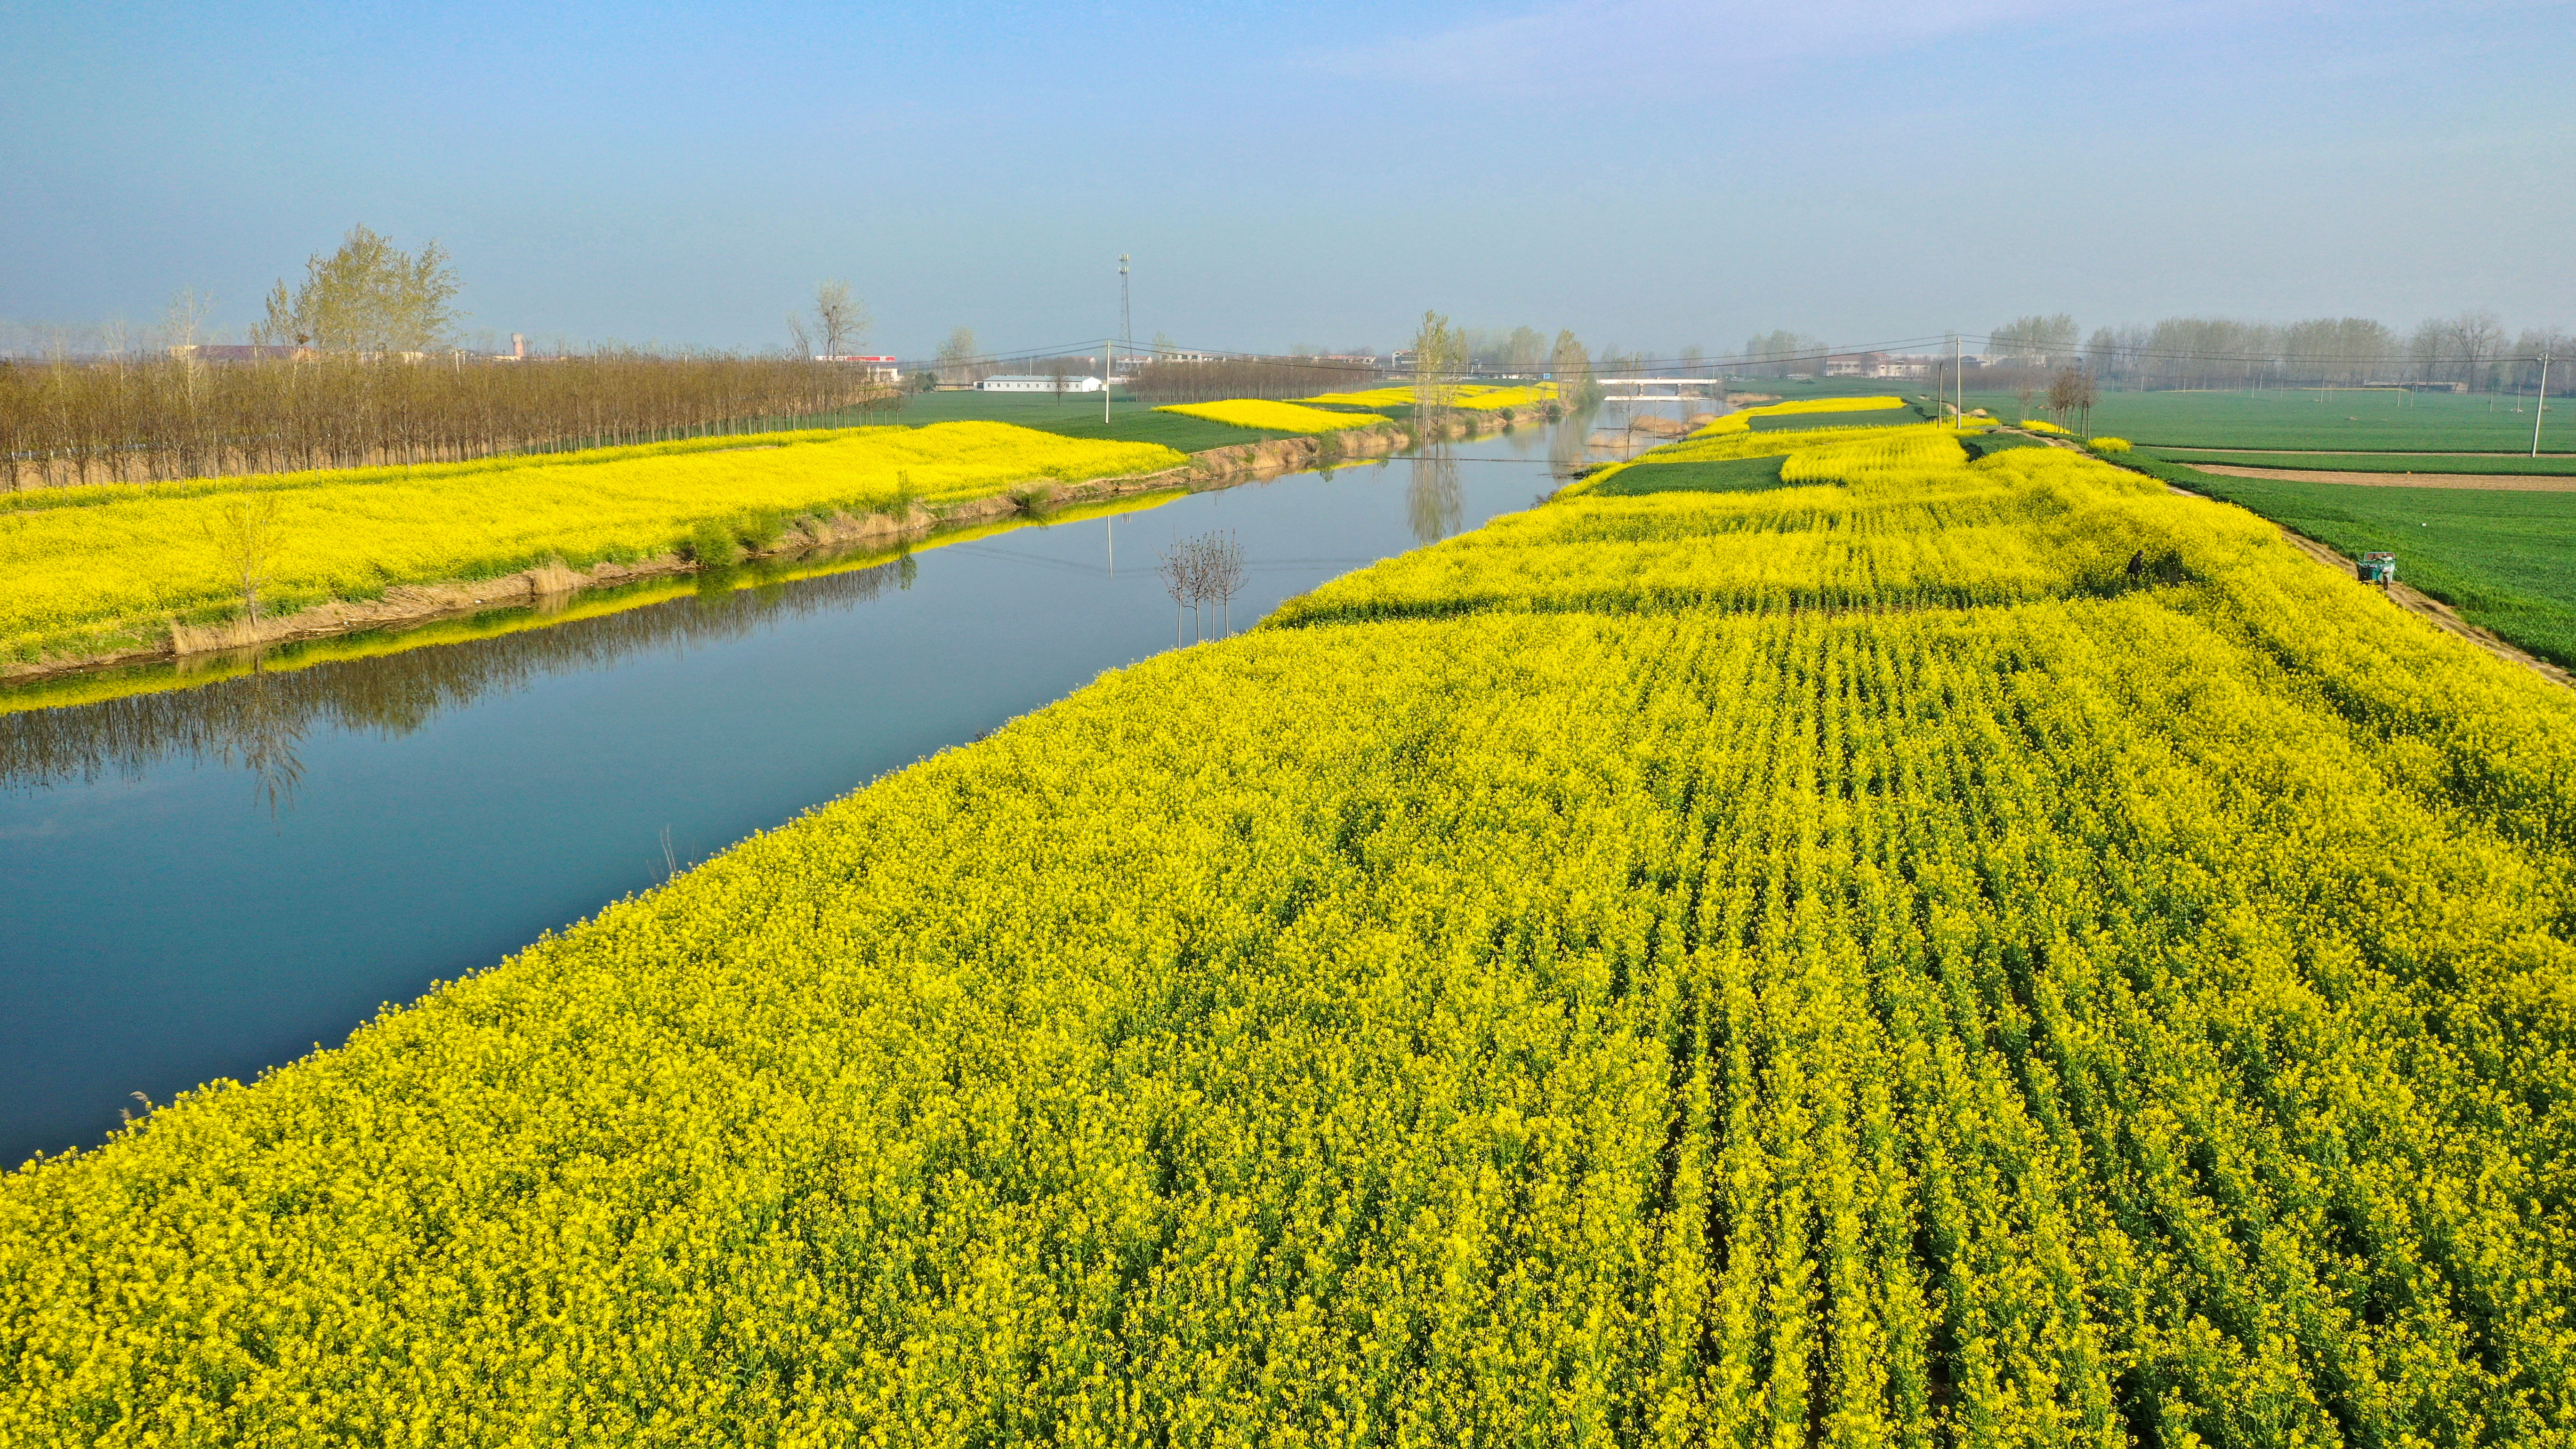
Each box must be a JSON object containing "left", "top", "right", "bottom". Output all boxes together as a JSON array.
[{"left": 1302, "top": 0, "right": 2259, "bottom": 91}]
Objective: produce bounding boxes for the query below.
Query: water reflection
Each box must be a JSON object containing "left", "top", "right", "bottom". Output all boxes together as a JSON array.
[
  {"left": 1406, "top": 437, "right": 1465, "bottom": 545},
  {"left": 2, "top": 556, "right": 908, "bottom": 802}
]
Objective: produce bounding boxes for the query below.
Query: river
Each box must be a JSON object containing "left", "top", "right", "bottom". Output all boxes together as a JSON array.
[{"left": 1, "top": 419, "right": 1609, "bottom": 1164}]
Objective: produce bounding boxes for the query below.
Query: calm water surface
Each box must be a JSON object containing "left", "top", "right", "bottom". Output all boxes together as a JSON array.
[{"left": 1, "top": 428, "right": 1583, "bottom": 1164}]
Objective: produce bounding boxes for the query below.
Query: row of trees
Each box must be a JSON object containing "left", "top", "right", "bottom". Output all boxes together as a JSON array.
[
  {"left": 0, "top": 351, "right": 897, "bottom": 489},
  {"left": 1992, "top": 310, "right": 2569, "bottom": 391},
  {"left": 1124, "top": 356, "right": 1377, "bottom": 403}
]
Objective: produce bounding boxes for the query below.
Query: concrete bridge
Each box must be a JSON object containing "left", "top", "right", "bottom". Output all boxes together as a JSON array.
[{"left": 1596, "top": 378, "right": 1722, "bottom": 398}]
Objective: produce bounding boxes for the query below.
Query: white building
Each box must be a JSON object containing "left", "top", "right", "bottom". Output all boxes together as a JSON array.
[
  {"left": 820, "top": 354, "right": 902, "bottom": 385},
  {"left": 979, "top": 374, "right": 1105, "bottom": 393}
]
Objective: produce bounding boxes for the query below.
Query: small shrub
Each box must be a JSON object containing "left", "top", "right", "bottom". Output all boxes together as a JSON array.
[{"left": 687, "top": 519, "right": 738, "bottom": 567}]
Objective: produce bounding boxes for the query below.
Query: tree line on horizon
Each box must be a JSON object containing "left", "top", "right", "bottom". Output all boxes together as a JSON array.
[
  {"left": 1977, "top": 312, "right": 2569, "bottom": 391},
  {"left": 1731, "top": 313, "right": 2569, "bottom": 391},
  {"left": 0, "top": 229, "right": 899, "bottom": 490}
]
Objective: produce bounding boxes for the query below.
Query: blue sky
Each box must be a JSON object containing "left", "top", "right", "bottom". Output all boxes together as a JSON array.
[{"left": 3, "top": 0, "right": 2569, "bottom": 359}]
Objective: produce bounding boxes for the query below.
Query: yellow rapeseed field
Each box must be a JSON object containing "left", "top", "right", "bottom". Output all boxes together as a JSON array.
[
  {"left": 1298, "top": 382, "right": 1556, "bottom": 410},
  {"left": 0, "top": 422, "right": 1187, "bottom": 666},
  {"left": 1151, "top": 400, "right": 1393, "bottom": 433},
  {"left": 10, "top": 429, "right": 2576, "bottom": 1444},
  {"left": 1564, "top": 420, "right": 1958, "bottom": 495}
]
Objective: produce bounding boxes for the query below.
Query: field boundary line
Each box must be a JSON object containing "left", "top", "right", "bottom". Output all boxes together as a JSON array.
[{"left": 2186, "top": 464, "right": 2576, "bottom": 491}]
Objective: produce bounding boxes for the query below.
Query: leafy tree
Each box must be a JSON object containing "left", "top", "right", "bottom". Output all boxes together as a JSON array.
[{"left": 254, "top": 225, "right": 460, "bottom": 352}]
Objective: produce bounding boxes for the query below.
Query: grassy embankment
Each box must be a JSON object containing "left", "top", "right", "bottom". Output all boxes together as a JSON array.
[
  {"left": 0, "top": 422, "right": 1189, "bottom": 671},
  {"left": 13, "top": 427, "right": 2576, "bottom": 1443}
]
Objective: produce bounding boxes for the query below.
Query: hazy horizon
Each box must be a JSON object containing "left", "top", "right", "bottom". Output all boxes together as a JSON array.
[{"left": 5, "top": 0, "right": 2568, "bottom": 360}]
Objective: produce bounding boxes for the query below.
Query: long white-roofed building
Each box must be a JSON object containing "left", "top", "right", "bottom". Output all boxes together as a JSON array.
[{"left": 978, "top": 374, "right": 1105, "bottom": 393}]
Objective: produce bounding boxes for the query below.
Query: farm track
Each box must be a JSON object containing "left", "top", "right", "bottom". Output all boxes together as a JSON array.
[
  {"left": 2157, "top": 481, "right": 2576, "bottom": 689},
  {"left": 2187, "top": 463, "right": 2576, "bottom": 491}
]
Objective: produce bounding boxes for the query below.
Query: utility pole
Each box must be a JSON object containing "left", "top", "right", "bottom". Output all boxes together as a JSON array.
[
  {"left": 1119, "top": 255, "right": 1132, "bottom": 348},
  {"left": 1950, "top": 332, "right": 1961, "bottom": 428},
  {"left": 2537, "top": 351, "right": 2553, "bottom": 459},
  {"left": 1104, "top": 336, "right": 1115, "bottom": 426}
]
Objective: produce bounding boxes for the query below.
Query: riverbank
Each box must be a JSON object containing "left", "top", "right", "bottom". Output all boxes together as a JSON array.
[{"left": 0, "top": 405, "right": 1540, "bottom": 687}]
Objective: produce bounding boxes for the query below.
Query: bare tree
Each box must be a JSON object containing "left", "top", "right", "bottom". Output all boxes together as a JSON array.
[
  {"left": 935, "top": 327, "right": 981, "bottom": 386},
  {"left": 2047, "top": 366, "right": 2099, "bottom": 435},
  {"left": 161, "top": 286, "right": 219, "bottom": 354},
  {"left": 0, "top": 349, "right": 897, "bottom": 490},
  {"left": 813, "top": 280, "right": 867, "bottom": 359}
]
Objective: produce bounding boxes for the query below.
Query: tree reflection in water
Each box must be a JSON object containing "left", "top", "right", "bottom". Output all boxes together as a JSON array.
[
  {"left": 0, "top": 556, "right": 908, "bottom": 805},
  {"left": 1550, "top": 401, "right": 1601, "bottom": 491},
  {"left": 1406, "top": 437, "right": 1464, "bottom": 547}
]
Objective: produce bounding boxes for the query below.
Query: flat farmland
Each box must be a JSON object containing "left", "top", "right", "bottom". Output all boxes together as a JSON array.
[
  {"left": 2144, "top": 447, "right": 2576, "bottom": 477},
  {"left": 1966, "top": 386, "right": 2567, "bottom": 451}
]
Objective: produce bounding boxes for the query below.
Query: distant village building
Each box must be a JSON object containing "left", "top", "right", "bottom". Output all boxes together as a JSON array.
[
  {"left": 1820, "top": 352, "right": 1938, "bottom": 379},
  {"left": 167, "top": 344, "right": 315, "bottom": 362},
  {"left": 820, "top": 354, "right": 902, "bottom": 385},
  {"left": 978, "top": 373, "right": 1104, "bottom": 393}
]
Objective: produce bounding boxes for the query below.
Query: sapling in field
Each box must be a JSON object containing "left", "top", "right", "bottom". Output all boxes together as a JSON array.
[{"left": 203, "top": 491, "right": 281, "bottom": 623}]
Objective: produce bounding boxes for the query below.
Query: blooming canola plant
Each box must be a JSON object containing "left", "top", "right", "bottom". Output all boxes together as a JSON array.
[{"left": 7, "top": 417, "right": 2576, "bottom": 1444}]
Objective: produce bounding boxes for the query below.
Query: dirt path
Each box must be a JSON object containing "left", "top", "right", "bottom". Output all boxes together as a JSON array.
[
  {"left": 2188, "top": 463, "right": 2576, "bottom": 491},
  {"left": 2156, "top": 483, "right": 2574, "bottom": 689}
]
